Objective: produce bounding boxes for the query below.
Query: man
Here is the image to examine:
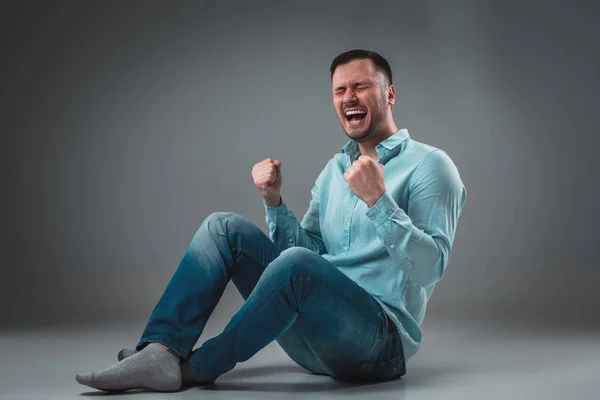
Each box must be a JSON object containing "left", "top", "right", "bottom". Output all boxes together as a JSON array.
[{"left": 75, "top": 49, "right": 466, "bottom": 392}]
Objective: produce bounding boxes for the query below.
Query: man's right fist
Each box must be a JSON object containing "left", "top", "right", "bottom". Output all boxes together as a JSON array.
[{"left": 252, "top": 158, "right": 282, "bottom": 205}]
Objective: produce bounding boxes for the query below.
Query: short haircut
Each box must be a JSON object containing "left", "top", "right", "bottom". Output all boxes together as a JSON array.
[{"left": 330, "top": 49, "right": 393, "bottom": 85}]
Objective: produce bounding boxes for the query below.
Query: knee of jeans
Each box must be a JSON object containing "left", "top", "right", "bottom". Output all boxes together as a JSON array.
[
  {"left": 274, "top": 247, "right": 320, "bottom": 277},
  {"left": 190, "top": 212, "right": 235, "bottom": 245},
  {"left": 203, "top": 211, "right": 240, "bottom": 231},
  {"left": 204, "top": 211, "right": 258, "bottom": 239},
  {"left": 207, "top": 211, "right": 238, "bottom": 223}
]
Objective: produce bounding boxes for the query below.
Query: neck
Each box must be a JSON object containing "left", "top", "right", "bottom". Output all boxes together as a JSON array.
[{"left": 357, "top": 118, "right": 398, "bottom": 160}]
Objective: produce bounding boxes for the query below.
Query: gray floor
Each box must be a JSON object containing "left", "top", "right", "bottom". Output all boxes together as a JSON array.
[{"left": 1, "top": 317, "right": 599, "bottom": 400}]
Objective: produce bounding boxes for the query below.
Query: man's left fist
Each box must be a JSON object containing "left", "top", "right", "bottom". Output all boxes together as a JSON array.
[{"left": 343, "top": 155, "right": 386, "bottom": 208}]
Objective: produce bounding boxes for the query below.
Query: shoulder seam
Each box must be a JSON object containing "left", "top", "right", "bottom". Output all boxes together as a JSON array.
[{"left": 414, "top": 148, "right": 440, "bottom": 175}]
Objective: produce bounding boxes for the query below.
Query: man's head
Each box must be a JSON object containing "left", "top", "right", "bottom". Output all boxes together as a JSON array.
[{"left": 330, "top": 50, "right": 396, "bottom": 143}]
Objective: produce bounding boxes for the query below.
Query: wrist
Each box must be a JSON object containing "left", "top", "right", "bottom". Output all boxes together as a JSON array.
[
  {"left": 263, "top": 193, "right": 282, "bottom": 207},
  {"left": 367, "top": 189, "right": 386, "bottom": 208}
]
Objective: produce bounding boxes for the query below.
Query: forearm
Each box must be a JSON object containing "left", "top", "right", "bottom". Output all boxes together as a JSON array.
[
  {"left": 264, "top": 196, "right": 326, "bottom": 254},
  {"left": 366, "top": 190, "right": 451, "bottom": 288},
  {"left": 382, "top": 221, "right": 447, "bottom": 288}
]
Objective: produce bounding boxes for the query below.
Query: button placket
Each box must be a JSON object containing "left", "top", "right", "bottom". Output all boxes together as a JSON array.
[{"left": 342, "top": 193, "right": 358, "bottom": 254}]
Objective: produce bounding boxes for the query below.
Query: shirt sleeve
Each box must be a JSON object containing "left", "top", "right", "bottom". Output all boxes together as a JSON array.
[
  {"left": 365, "top": 149, "right": 467, "bottom": 288},
  {"left": 264, "top": 167, "right": 328, "bottom": 255}
]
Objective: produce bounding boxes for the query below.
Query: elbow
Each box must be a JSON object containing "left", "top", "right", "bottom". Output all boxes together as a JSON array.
[
  {"left": 431, "top": 246, "right": 449, "bottom": 287},
  {"left": 415, "top": 246, "right": 447, "bottom": 289}
]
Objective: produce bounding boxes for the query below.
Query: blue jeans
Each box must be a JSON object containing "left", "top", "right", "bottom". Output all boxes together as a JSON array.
[{"left": 136, "top": 212, "right": 406, "bottom": 383}]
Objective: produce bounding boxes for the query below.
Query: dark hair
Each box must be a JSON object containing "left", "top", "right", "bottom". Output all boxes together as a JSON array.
[{"left": 330, "top": 49, "right": 393, "bottom": 85}]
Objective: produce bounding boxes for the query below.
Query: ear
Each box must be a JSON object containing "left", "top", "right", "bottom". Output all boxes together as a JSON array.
[{"left": 387, "top": 84, "right": 396, "bottom": 106}]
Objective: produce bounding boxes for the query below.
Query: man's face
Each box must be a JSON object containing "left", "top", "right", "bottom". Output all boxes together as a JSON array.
[{"left": 332, "top": 58, "right": 391, "bottom": 142}]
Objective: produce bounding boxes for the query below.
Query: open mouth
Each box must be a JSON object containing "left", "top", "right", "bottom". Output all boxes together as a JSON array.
[{"left": 345, "top": 109, "right": 367, "bottom": 126}]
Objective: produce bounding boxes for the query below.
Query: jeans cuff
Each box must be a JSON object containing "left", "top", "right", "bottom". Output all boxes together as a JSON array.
[
  {"left": 137, "top": 333, "right": 189, "bottom": 360},
  {"left": 189, "top": 350, "right": 219, "bottom": 384}
]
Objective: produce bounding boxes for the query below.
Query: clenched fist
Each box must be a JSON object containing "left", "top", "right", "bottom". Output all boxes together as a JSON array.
[
  {"left": 252, "top": 158, "right": 282, "bottom": 207},
  {"left": 343, "top": 155, "right": 386, "bottom": 207}
]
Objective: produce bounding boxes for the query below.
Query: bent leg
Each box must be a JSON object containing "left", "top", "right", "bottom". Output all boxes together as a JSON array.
[
  {"left": 189, "top": 247, "right": 406, "bottom": 383},
  {"left": 76, "top": 212, "right": 285, "bottom": 392},
  {"left": 137, "top": 212, "right": 281, "bottom": 358}
]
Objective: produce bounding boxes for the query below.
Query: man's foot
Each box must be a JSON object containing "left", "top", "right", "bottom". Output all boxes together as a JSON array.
[
  {"left": 117, "top": 347, "right": 137, "bottom": 361},
  {"left": 75, "top": 343, "right": 182, "bottom": 392},
  {"left": 118, "top": 346, "right": 198, "bottom": 386}
]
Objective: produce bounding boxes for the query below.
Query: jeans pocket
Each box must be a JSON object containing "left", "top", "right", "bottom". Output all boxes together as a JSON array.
[
  {"left": 337, "top": 350, "right": 406, "bottom": 383},
  {"left": 338, "top": 324, "right": 406, "bottom": 383}
]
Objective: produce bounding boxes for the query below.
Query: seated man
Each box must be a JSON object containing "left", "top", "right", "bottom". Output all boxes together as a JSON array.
[{"left": 76, "top": 49, "right": 467, "bottom": 392}]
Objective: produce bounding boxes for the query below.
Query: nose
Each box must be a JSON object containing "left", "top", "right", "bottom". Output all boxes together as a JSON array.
[{"left": 342, "top": 88, "right": 357, "bottom": 105}]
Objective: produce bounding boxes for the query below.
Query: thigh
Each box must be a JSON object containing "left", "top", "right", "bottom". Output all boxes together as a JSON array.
[{"left": 274, "top": 248, "right": 405, "bottom": 382}]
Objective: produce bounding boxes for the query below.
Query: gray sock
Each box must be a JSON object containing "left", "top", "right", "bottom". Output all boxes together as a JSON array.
[
  {"left": 76, "top": 343, "right": 182, "bottom": 392},
  {"left": 118, "top": 346, "right": 198, "bottom": 385},
  {"left": 117, "top": 347, "right": 137, "bottom": 361}
]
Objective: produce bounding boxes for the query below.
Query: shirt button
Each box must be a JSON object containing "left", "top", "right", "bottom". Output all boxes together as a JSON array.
[
  {"left": 345, "top": 221, "right": 350, "bottom": 226},
  {"left": 370, "top": 216, "right": 376, "bottom": 220},
  {"left": 390, "top": 244, "right": 395, "bottom": 249},
  {"left": 288, "top": 238, "right": 293, "bottom": 242}
]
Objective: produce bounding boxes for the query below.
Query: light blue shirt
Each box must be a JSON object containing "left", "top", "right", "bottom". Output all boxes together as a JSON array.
[{"left": 264, "top": 128, "right": 467, "bottom": 362}]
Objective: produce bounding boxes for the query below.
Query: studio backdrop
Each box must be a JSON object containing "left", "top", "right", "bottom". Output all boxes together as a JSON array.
[{"left": 4, "top": 0, "right": 599, "bottom": 330}]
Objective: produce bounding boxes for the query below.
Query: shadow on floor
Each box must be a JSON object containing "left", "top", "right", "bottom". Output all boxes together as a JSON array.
[
  {"left": 79, "top": 362, "right": 478, "bottom": 396},
  {"left": 191, "top": 364, "right": 406, "bottom": 394}
]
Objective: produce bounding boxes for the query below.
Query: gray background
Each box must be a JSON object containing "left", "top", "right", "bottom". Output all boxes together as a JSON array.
[{"left": 4, "top": 0, "right": 599, "bottom": 331}]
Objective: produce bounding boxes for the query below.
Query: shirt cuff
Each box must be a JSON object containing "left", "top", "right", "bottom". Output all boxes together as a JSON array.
[
  {"left": 365, "top": 190, "right": 397, "bottom": 226},
  {"left": 264, "top": 196, "right": 289, "bottom": 223}
]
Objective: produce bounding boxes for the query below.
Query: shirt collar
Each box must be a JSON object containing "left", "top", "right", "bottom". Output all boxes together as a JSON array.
[{"left": 341, "top": 129, "right": 410, "bottom": 163}]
